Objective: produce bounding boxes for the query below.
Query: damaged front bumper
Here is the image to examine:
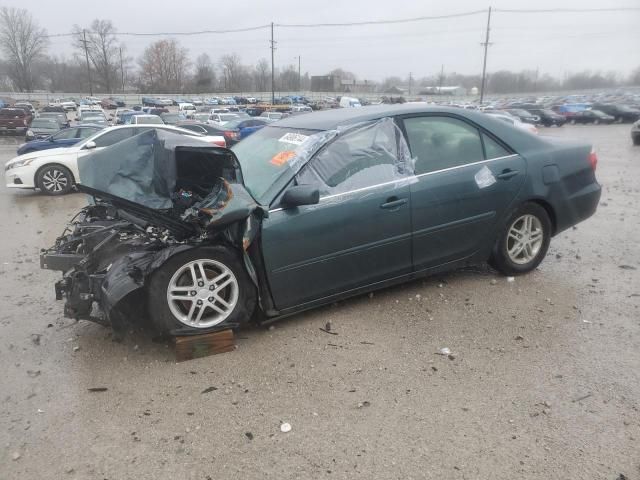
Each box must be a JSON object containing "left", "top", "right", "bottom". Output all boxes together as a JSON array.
[{"left": 41, "top": 203, "right": 195, "bottom": 327}]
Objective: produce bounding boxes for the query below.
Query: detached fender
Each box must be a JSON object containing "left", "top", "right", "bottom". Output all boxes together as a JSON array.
[{"left": 100, "top": 245, "right": 193, "bottom": 317}]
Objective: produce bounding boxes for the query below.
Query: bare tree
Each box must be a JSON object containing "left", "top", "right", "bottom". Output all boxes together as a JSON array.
[
  {"left": 72, "top": 19, "right": 122, "bottom": 93},
  {"left": 220, "top": 53, "right": 242, "bottom": 92},
  {"left": 0, "top": 7, "right": 48, "bottom": 92},
  {"left": 254, "top": 58, "right": 270, "bottom": 91},
  {"left": 193, "top": 53, "right": 215, "bottom": 93},
  {"left": 138, "top": 39, "right": 190, "bottom": 93}
]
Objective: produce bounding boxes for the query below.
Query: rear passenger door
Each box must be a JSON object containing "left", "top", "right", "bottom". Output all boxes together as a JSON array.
[{"left": 400, "top": 115, "right": 526, "bottom": 271}]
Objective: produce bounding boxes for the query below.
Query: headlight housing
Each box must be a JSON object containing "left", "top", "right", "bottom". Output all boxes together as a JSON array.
[{"left": 6, "top": 158, "right": 34, "bottom": 170}]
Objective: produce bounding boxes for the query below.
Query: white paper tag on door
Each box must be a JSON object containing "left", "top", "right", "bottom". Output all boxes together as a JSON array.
[{"left": 475, "top": 165, "right": 496, "bottom": 189}]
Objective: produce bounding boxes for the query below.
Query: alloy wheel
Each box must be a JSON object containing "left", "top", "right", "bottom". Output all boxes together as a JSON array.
[
  {"left": 506, "top": 214, "right": 544, "bottom": 265},
  {"left": 166, "top": 259, "right": 239, "bottom": 328},
  {"left": 41, "top": 168, "right": 69, "bottom": 193}
]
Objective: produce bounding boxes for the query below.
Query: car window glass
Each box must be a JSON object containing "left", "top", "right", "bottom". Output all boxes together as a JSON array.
[
  {"left": 482, "top": 133, "right": 511, "bottom": 159},
  {"left": 77, "top": 128, "right": 96, "bottom": 139},
  {"left": 403, "top": 116, "right": 484, "bottom": 174},
  {"left": 297, "top": 121, "right": 402, "bottom": 196},
  {"left": 52, "top": 129, "right": 78, "bottom": 140},
  {"left": 92, "top": 128, "right": 132, "bottom": 147}
]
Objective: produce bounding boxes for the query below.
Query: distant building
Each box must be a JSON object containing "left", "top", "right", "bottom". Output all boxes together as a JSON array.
[
  {"left": 311, "top": 75, "right": 376, "bottom": 93},
  {"left": 418, "top": 86, "right": 464, "bottom": 96},
  {"left": 311, "top": 75, "right": 341, "bottom": 92},
  {"left": 340, "top": 79, "right": 376, "bottom": 93}
]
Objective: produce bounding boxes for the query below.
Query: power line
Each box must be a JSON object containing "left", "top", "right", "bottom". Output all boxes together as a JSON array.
[
  {"left": 44, "top": 25, "right": 270, "bottom": 39},
  {"left": 275, "top": 10, "right": 486, "bottom": 28},
  {"left": 42, "top": 7, "right": 640, "bottom": 38},
  {"left": 494, "top": 7, "right": 640, "bottom": 13}
]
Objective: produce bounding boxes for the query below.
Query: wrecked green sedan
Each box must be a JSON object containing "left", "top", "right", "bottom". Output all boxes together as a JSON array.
[{"left": 41, "top": 105, "right": 601, "bottom": 336}]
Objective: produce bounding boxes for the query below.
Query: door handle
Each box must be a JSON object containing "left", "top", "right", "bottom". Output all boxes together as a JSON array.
[
  {"left": 496, "top": 169, "right": 519, "bottom": 180},
  {"left": 380, "top": 197, "right": 408, "bottom": 209}
]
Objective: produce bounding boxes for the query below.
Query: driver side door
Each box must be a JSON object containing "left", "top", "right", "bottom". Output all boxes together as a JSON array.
[{"left": 260, "top": 120, "right": 414, "bottom": 311}]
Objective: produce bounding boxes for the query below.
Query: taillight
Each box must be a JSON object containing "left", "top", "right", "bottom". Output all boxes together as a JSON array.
[
  {"left": 23, "top": 118, "right": 28, "bottom": 126},
  {"left": 223, "top": 130, "right": 239, "bottom": 140},
  {"left": 588, "top": 148, "right": 598, "bottom": 171},
  {"left": 211, "top": 139, "right": 226, "bottom": 147}
]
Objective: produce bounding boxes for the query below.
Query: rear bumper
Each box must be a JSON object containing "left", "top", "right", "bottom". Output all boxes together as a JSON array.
[
  {"left": 555, "top": 182, "right": 601, "bottom": 234},
  {"left": 0, "top": 126, "right": 27, "bottom": 134}
]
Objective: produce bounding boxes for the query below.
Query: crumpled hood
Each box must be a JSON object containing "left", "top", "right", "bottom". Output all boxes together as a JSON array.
[{"left": 76, "top": 128, "right": 265, "bottom": 239}]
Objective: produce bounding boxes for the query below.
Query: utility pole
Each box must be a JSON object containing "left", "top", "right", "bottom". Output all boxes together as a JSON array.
[
  {"left": 479, "top": 6, "right": 492, "bottom": 104},
  {"left": 297, "top": 55, "right": 301, "bottom": 92},
  {"left": 408, "top": 72, "right": 413, "bottom": 96},
  {"left": 270, "top": 22, "right": 276, "bottom": 104},
  {"left": 438, "top": 64, "right": 444, "bottom": 92},
  {"left": 82, "top": 29, "right": 93, "bottom": 96},
  {"left": 119, "top": 47, "right": 125, "bottom": 94}
]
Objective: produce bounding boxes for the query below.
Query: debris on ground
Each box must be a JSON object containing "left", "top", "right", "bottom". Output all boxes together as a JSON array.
[
  {"left": 490, "top": 279, "right": 497, "bottom": 285},
  {"left": 30, "top": 334, "right": 41, "bottom": 346},
  {"left": 515, "top": 335, "right": 524, "bottom": 341},
  {"left": 12, "top": 452, "right": 21, "bottom": 461},
  {"left": 319, "top": 326, "right": 338, "bottom": 335},
  {"left": 201, "top": 386, "right": 218, "bottom": 394},
  {"left": 87, "top": 387, "right": 108, "bottom": 392},
  {"left": 280, "top": 422, "right": 292, "bottom": 433},
  {"left": 507, "top": 276, "right": 515, "bottom": 282},
  {"left": 73, "top": 346, "right": 80, "bottom": 352},
  {"left": 245, "top": 432, "right": 254, "bottom": 440},
  {"left": 572, "top": 393, "right": 593, "bottom": 403},
  {"left": 618, "top": 264, "right": 636, "bottom": 270},
  {"left": 357, "top": 401, "right": 371, "bottom": 408},
  {"left": 436, "top": 347, "right": 451, "bottom": 356}
]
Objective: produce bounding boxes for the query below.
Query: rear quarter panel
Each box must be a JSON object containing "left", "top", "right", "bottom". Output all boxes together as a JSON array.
[
  {"left": 513, "top": 137, "right": 600, "bottom": 235},
  {"left": 465, "top": 112, "right": 600, "bottom": 235}
]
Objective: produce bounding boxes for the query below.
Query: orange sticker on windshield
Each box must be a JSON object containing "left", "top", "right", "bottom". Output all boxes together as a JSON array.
[{"left": 270, "top": 150, "right": 296, "bottom": 166}]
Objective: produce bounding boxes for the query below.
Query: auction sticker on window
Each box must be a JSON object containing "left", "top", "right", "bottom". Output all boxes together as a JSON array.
[
  {"left": 278, "top": 132, "right": 308, "bottom": 145},
  {"left": 474, "top": 165, "right": 497, "bottom": 189},
  {"left": 271, "top": 150, "right": 296, "bottom": 166}
]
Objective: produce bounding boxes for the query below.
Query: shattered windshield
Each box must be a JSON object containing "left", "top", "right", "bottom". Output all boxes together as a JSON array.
[{"left": 231, "top": 126, "right": 329, "bottom": 203}]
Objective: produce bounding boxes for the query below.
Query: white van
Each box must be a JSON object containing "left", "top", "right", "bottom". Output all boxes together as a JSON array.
[
  {"left": 339, "top": 96, "right": 362, "bottom": 108},
  {"left": 178, "top": 103, "right": 197, "bottom": 113}
]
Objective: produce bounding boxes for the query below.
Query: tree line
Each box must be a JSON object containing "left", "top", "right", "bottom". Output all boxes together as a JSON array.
[{"left": 1, "top": 6, "right": 639, "bottom": 95}]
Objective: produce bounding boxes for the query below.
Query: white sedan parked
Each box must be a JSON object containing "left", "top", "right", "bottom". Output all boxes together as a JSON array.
[{"left": 4, "top": 125, "right": 227, "bottom": 195}]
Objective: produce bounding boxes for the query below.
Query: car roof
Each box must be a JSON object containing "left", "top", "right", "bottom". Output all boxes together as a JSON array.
[{"left": 275, "top": 104, "right": 491, "bottom": 130}]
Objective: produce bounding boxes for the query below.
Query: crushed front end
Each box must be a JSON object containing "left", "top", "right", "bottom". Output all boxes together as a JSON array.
[{"left": 41, "top": 203, "right": 191, "bottom": 327}]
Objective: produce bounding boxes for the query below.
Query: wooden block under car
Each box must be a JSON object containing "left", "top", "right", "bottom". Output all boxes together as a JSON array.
[{"left": 173, "top": 329, "right": 235, "bottom": 362}]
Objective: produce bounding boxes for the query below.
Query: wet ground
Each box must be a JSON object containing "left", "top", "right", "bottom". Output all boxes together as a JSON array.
[{"left": 1, "top": 124, "right": 639, "bottom": 480}]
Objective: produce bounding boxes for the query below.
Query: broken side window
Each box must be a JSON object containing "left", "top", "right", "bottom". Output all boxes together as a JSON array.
[{"left": 296, "top": 117, "right": 415, "bottom": 197}]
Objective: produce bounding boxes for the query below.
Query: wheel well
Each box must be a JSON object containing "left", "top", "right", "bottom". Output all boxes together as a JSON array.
[
  {"left": 528, "top": 199, "right": 557, "bottom": 235},
  {"left": 35, "top": 163, "right": 76, "bottom": 186}
]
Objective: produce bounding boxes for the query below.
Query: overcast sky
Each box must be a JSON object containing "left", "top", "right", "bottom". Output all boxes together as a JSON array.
[{"left": 5, "top": 0, "right": 640, "bottom": 81}]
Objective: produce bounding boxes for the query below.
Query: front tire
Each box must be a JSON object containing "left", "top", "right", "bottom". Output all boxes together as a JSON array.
[
  {"left": 147, "top": 247, "right": 257, "bottom": 335},
  {"left": 490, "top": 203, "right": 552, "bottom": 275},
  {"left": 36, "top": 164, "right": 74, "bottom": 195}
]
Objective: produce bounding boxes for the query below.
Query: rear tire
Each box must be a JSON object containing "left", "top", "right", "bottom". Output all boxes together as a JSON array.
[
  {"left": 147, "top": 246, "right": 257, "bottom": 335},
  {"left": 36, "top": 164, "right": 74, "bottom": 195},
  {"left": 633, "top": 135, "right": 640, "bottom": 146},
  {"left": 490, "top": 203, "right": 552, "bottom": 276}
]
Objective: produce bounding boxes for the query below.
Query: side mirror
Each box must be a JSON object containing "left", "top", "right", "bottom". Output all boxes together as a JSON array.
[
  {"left": 85, "top": 141, "right": 97, "bottom": 150},
  {"left": 281, "top": 185, "right": 320, "bottom": 208}
]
